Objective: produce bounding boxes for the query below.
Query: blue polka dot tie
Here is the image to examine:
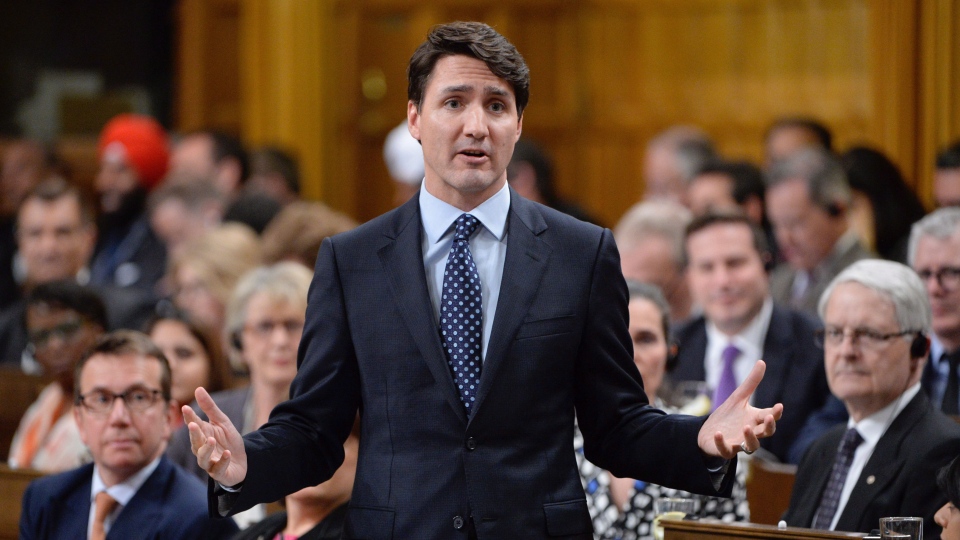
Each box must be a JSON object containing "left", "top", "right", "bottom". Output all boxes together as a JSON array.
[
  {"left": 812, "top": 428, "right": 863, "bottom": 530},
  {"left": 440, "top": 214, "right": 483, "bottom": 415}
]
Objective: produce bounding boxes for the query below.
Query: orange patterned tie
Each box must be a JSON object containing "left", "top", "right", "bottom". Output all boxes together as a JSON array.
[{"left": 91, "top": 491, "right": 119, "bottom": 540}]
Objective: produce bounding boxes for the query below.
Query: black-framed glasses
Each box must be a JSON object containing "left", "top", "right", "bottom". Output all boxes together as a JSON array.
[
  {"left": 814, "top": 326, "right": 915, "bottom": 350},
  {"left": 916, "top": 267, "right": 960, "bottom": 290},
  {"left": 28, "top": 319, "right": 85, "bottom": 349},
  {"left": 76, "top": 387, "right": 164, "bottom": 415}
]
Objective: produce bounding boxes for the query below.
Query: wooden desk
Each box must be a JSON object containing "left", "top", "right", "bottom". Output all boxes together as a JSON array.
[
  {"left": 0, "top": 465, "right": 43, "bottom": 540},
  {"left": 663, "top": 519, "right": 865, "bottom": 540},
  {"left": 746, "top": 458, "right": 798, "bottom": 525}
]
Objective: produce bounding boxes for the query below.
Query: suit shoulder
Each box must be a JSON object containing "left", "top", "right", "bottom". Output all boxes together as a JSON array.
[
  {"left": 672, "top": 315, "right": 707, "bottom": 341},
  {"left": 22, "top": 464, "right": 92, "bottom": 505}
]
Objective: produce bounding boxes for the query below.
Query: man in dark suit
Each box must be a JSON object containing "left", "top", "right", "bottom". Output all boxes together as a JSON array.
[
  {"left": 765, "top": 148, "right": 874, "bottom": 315},
  {"left": 184, "top": 22, "right": 782, "bottom": 540},
  {"left": 783, "top": 260, "right": 960, "bottom": 538},
  {"left": 671, "top": 212, "right": 832, "bottom": 463},
  {"left": 19, "top": 330, "right": 237, "bottom": 540}
]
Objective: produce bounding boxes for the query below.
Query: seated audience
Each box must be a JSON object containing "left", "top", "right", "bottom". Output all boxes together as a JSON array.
[
  {"left": 614, "top": 200, "right": 694, "bottom": 323},
  {"left": 0, "top": 178, "right": 154, "bottom": 369},
  {"left": 840, "top": 146, "right": 926, "bottom": 262},
  {"left": 167, "top": 262, "right": 312, "bottom": 527},
  {"left": 642, "top": 125, "right": 716, "bottom": 205},
  {"left": 148, "top": 178, "right": 225, "bottom": 260},
  {"left": 260, "top": 200, "right": 358, "bottom": 267},
  {"left": 8, "top": 281, "right": 106, "bottom": 471},
  {"left": 934, "top": 140, "right": 960, "bottom": 208},
  {"left": 909, "top": 208, "right": 960, "bottom": 415},
  {"left": 19, "top": 330, "right": 238, "bottom": 539},
  {"left": 579, "top": 281, "right": 747, "bottom": 539},
  {"left": 166, "top": 222, "right": 262, "bottom": 360},
  {"left": 169, "top": 129, "right": 248, "bottom": 202},
  {"left": 936, "top": 456, "right": 960, "bottom": 539},
  {"left": 0, "top": 139, "right": 63, "bottom": 309},
  {"left": 246, "top": 146, "right": 301, "bottom": 207},
  {"left": 233, "top": 418, "right": 359, "bottom": 540},
  {"left": 765, "top": 148, "right": 874, "bottom": 315},
  {"left": 763, "top": 116, "right": 832, "bottom": 167},
  {"left": 507, "top": 138, "right": 602, "bottom": 225},
  {"left": 91, "top": 114, "right": 169, "bottom": 291},
  {"left": 145, "top": 306, "right": 232, "bottom": 421},
  {"left": 671, "top": 213, "right": 831, "bottom": 463},
  {"left": 783, "top": 260, "right": 960, "bottom": 537}
]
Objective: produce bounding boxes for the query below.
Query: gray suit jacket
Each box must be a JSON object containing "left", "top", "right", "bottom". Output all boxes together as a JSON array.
[{"left": 769, "top": 235, "right": 874, "bottom": 315}]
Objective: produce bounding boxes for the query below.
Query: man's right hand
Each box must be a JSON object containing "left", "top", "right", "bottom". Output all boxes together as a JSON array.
[{"left": 184, "top": 387, "right": 248, "bottom": 487}]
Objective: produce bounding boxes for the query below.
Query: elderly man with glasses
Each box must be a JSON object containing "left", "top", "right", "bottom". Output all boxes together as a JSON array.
[
  {"left": 782, "top": 259, "right": 960, "bottom": 538},
  {"left": 19, "top": 330, "right": 237, "bottom": 540},
  {"left": 909, "top": 208, "right": 960, "bottom": 415}
]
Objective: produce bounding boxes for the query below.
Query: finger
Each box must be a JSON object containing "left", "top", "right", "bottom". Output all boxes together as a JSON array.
[
  {"left": 208, "top": 449, "right": 232, "bottom": 479},
  {"left": 742, "top": 425, "right": 760, "bottom": 451},
  {"left": 729, "top": 360, "right": 766, "bottom": 402},
  {"left": 182, "top": 404, "right": 202, "bottom": 427},
  {"left": 195, "top": 436, "right": 217, "bottom": 471},
  {"left": 195, "top": 387, "right": 231, "bottom": 425},
  {"left": 186, "top": 421, "right": 208, "bottom": 454},
  {"left": 713, "top": 431, "right": 737, "bottom": 460}
]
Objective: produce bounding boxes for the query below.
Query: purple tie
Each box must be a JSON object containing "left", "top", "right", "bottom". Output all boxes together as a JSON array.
[
  {"left": 812, "top": 428, "right": 864, "bottom": 530},
  {"left": 712, "top": 343, "right": 740, "bottom": 411}
]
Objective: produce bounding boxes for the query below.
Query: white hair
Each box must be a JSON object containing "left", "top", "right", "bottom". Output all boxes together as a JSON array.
[
  {"left": 613, "top": 200, "right": 692, "bottom": 265},
  {"left": 907, "top": 207, "right": 960, "bottom": 266},
  {"left": 818, "top": 259, "right": 931, "bottom": 334}
]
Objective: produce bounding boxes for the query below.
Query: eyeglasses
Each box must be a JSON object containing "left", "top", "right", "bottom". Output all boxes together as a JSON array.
[
  {"left": 76, "top": 387, "right": 164, "bottom": 415},
  {"left": 916, "top": 267, "right": 960, "bottom": 290},
  {"left": 28, "top": 319, "right": 85, "bottom": 349},
  {"left": 814, "top": 326, "right": 915, "bottom": 350},
  {"left": 243, "top": 319, "right": 304, "bottom": 338}
]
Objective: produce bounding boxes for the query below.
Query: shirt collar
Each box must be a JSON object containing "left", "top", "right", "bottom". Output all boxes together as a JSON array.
[
  {"left": 419, "top": 181, "right": 510, "bottom": 245},
  {"left": 91, "top": 456, "right": 162, "bottom": 507},
  {"left": 848, "top": 382, "right": 922, "bottom": 446}
]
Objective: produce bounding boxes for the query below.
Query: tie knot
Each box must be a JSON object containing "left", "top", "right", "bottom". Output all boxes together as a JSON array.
[
  {"left": 721, "top": 343, "right": 740, "bottom": 366},
  {"left": 840, "top": 428, "right": 863, "bottom": 452},
  {"left": 454, "top": 214, "right": 480, "bottom": 241},
  {"left": 94, "top": 491, "right": 119, "bottom": 523}
]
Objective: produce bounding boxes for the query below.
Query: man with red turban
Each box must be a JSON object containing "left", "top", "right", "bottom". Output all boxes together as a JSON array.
[{"left": 91, "top": 114, "right": 169, "bottom": 292}]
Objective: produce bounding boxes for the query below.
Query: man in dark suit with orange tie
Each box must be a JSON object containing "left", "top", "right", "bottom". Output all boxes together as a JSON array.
[{"left": 184, "top": 21, "right": 782, "bottom": 539}]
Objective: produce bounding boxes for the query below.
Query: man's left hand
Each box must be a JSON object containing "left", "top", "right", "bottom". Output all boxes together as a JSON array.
[{"left": 698, "top": 359, "right": 783, "bottom": 459}]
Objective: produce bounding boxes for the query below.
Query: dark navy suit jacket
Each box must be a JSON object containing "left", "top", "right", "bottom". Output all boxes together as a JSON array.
[
  {"left": 216, "top": 191, "right": 737, "bottom": 539},
  {"left": 20, "top": 456, "right": 237, "bottom": 540},
  {"left": 670, "top": 304, "right": 830, "bottom": 462},
  {"left": 783, "top": 392, "right": 960, "bottom": 537}
]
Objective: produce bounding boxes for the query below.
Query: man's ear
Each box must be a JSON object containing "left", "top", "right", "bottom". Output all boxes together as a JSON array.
[
  {"left": 73, "top": 406, "right": 89, "bottom": 447},
  {"left": 515, "top": 114, "right": 523, "bottom": 141},
  {"left": 407, "top": 101, "right": 421, "bottom": 142}
]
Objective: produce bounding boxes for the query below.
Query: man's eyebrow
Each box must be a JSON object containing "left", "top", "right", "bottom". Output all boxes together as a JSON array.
[
  {"left": 438, "top": 84, "right": 512, "bottom": 99},
  {"left": 486, "top": 86, "right": 510, "bottom": 98},
  {"left": 439, "top": 84, "right": 472, "bottom": 95}
]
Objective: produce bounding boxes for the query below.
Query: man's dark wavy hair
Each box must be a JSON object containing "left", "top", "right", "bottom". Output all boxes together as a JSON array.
[{"left": 407, "top": 21, "right": 530, "bottom": 117}]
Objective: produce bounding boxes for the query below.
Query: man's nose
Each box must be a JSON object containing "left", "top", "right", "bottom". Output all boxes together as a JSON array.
[
  {"left": 107, "top": 396, "right": 133, "bottom": 424},
  {"left": 463, "top": 105, "right": 489, "bottom": 138}
]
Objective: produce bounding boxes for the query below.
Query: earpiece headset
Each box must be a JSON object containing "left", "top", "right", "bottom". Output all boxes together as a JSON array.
[
  {"left": 909, "top": 331, "right": 930, "bottom": 365},
  {"left": 231, "top": 331, "right": 243, "bottom": 352},
  {"left": 665, "top": 341, "right": 680, "bottom": 372},
  {"left": 825, "top": 202, "right": 844, "bottom": 217}
]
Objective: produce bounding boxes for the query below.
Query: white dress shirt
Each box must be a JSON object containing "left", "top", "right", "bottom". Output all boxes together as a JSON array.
[
  {"left": 88, "top": 456, "right": 161, "bottom": 539},
  {"left": 826, "top": 383, "right": 921, "bottom": 530},
  {"left": 420, "top": 181, "right": 510, "bottom": 362},
  {"left": 704, "top": 298, "right": 774, "bottom": 404}
]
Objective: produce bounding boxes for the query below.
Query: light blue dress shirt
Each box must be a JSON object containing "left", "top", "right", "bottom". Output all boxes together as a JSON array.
[{"left": 419, "top": 181, "right": 510, "bottom": 362}]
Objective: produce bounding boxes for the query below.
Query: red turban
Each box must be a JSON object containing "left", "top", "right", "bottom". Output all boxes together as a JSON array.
[{"left": 98, "top": 114, "right": 169, "bottom": 191}]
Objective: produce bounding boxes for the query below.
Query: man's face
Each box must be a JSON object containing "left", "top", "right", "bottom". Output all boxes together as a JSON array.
[
  {"left": 913, "top": 232, "right": 960, "bottom": 349},
  {"left": 95, "top": 150, "right": 140, "bottom": 214},
  {"left": 408, "top": 54, "right": 522, "bottom": 211},
  {"left": 766, "top": 178, "right": 841, "bottom": 271},
  {"left": 685, "top": 222, "right": 769, "bottom": 335},
  {"left": 26, "top": 304, "right": 102, "bottom": 387},
  {"left": 620, "top": 235, "right": 688, "bottom": 320},
  {"left": 822, "top": 281, "right": 915, "bottom": 421},
  {"left": 17, "top": 196, "right": 95, "bottom": 285},
  {"left": 74, "top": 353, "right": 175, "bottom": 486},
  {"left": 686, "top": 173, "right": 737, "bottom": 217},
  {"left": 240, "top": 292, "right": 304, "bottom": 389},
  {"left": 934, "top": 168, "right": 960, "bottom": 208}
]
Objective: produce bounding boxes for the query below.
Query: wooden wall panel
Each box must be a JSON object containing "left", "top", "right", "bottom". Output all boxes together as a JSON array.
[{"left": 177, "top": 0, "right": 957, "bottom": 225}]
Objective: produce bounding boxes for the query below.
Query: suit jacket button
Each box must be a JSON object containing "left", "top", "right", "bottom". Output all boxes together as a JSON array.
[
  {"left": 466, "top": 437, "right": 477, "bottom": 450},
  {"left": 453, "top": 515, "right": 465, "bottom": 530}
]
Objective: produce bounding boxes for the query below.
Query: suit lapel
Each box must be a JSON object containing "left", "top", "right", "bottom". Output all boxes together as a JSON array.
[
  {"left": 54, "top": 466, "right": 95, "bottom": 539},
  {"left": 378, "top": 198, "right": 468, "bottom": 424},
  {"left": 471, "top": 193, "right": 549, "bottom": 418},
  {"left": 836, "top": 394, "right": 927, "bottom": 530},
  {"left": 756, "top": 306, "right": 789, "bottom": 408},
  {"left": 109, "top": 459, "right": 169, "bottom": 539},
  {"left": 792, "top": 428, "right": 844, "bottom": 526}
]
